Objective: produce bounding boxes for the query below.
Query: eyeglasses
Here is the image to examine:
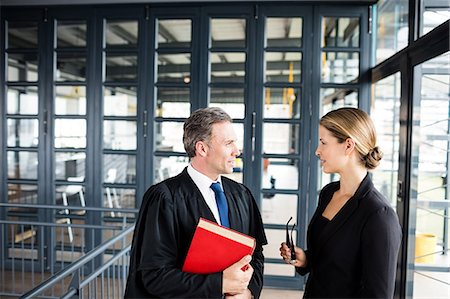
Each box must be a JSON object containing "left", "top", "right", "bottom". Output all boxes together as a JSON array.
[{"left": 286, "top": 216, "right": 296, "bottom": 261}]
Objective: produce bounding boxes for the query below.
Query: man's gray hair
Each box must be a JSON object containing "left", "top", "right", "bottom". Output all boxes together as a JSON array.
[{"left": 183, "top": 107, "right": 232, "bottom": 158}]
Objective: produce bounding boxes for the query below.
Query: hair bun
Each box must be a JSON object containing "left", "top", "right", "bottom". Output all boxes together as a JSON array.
[{"left": 365, "top": 146, "right": 383, "bottom": 170}]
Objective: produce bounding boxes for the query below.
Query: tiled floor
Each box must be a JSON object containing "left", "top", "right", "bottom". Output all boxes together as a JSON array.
[{"left": 261, "top": 288, "right": 303, "bottom": 299}]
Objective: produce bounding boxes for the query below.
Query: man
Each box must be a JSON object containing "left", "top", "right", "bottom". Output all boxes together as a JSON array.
[{"left": 125, "top": 107, "right": 267, "bottom": 299}]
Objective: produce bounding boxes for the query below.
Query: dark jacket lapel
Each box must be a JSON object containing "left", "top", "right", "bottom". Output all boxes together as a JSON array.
[
  {"left": 312, "top": 174, "right": 373, "bottom": 260},
  {"left": 179, "top": 167, "right": 218, "bottom": 224}
]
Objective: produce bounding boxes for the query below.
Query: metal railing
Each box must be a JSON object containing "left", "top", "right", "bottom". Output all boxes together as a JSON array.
[
  {"left": 0, "top": 203, "right": 137, "bottom": 298},
  {"left": 20, "top": 225, "right": 134, "bottom": 299}
]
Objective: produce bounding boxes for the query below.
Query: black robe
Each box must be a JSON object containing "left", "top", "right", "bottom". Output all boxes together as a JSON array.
[{"left": 125, "top": 168, "right": 267, "bottom": 299}]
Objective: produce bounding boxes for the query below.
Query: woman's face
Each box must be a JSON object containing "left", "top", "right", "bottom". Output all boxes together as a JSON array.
[{"left": 315, "top": 125, "right": 348, "bottom": 174}]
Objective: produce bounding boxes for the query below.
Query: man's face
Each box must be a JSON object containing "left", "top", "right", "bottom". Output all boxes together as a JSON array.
[{"left": 204, "top": 121, "right": 240, "bottom": 178}]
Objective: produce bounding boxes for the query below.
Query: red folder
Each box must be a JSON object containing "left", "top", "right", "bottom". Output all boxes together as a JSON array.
[{"left": 182, "top": 218, "right": 256, "bottom": 274}]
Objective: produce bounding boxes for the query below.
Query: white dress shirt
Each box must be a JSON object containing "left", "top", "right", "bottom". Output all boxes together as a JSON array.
[{"left": 187, "top": 164, "right": 224, "bottom": 225}]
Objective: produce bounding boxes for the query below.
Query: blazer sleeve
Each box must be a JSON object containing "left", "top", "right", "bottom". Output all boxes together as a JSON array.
[
  {"left": 360, "top": 206, "right": 402, "bottom": 298},
  {"left": 132, "top": 184, "right": 223, "bottom": 298},
  {"left": 295, "top": 249, "right": 311, "bottom": 276}
]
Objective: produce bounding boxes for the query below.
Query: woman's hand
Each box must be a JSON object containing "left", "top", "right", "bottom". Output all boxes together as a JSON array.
[{"left": 279, "top": 242, "right": 307, "bottom": 268}]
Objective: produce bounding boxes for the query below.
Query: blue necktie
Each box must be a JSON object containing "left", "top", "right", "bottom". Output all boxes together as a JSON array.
[{"left": 210, "top": 182, "right": 230, "bottom": 228}]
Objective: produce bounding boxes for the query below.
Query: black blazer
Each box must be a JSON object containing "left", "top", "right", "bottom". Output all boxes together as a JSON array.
[
  {"left": 125, "top": 168, "right": 267, "bottom": 299},
  {"left": 298, "top": 174, "right": 402, "bottom": 299}
]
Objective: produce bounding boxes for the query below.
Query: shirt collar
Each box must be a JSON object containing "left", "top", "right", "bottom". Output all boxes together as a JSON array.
[{"left": 187, "top": 164, "right": 223, "bottom": 189}]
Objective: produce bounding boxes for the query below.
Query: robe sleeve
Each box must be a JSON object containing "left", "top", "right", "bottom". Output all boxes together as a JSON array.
[
  {"left": 131, "top": 183, "right": 223, "bottom": 298},
  {"left": 360, "top": 206, "right": 402, "bottom": 298},
  {"left": 245, "top": 186, "right": 268, "bottom": 299}
]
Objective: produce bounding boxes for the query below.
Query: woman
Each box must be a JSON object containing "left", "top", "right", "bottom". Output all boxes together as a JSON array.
[{"left": 280, "top": 107, "right": 402, "bottom": 298}]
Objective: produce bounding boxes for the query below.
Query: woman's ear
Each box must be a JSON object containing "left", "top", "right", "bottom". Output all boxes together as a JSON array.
[{"left": 345, "top": 138, "right": 356, "bottom": 154}]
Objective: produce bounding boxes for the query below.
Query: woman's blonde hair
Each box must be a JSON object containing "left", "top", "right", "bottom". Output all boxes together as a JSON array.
[{"left": 320, "top": 107, "right": 383, "bottom": 170}]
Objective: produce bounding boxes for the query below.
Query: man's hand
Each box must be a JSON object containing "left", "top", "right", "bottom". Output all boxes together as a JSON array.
[{"left": 223, "top": 255, "right": 254, "bottom": 295}]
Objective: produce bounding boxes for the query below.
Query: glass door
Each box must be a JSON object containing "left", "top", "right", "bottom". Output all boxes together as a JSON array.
[
  {"left": 207, "top": 13, "right": 250, "bottom": 184},
  {"left": 151, "top": 13, "right": 195, "bottom": 185},
  {"left": 409, "top": 52, "right": 450, "bottom": 298},
  {"left": 4, "top": 18, "right": 42, "bottom": 272},
  {"left": 101, "top": 18, "right": 139, "bottom": 212},
  {"left": 256, "top": 5, "right": 370, "bottom": 289},
  {"left": 53, "top": 18, "right": 88, "bottom": 258},
  {"left": 257, "top": 8, "right": 310, "bottom": 289}
]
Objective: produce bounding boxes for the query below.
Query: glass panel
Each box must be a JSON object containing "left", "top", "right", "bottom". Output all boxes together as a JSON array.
[
  {"left": 266, "top": 17, "right": 302, "bottom": 48},
  {"left": 5, "top": 218, "right": 41, "bottom": 255},
  {"left": 54, "top": 217, "right": 86, "bottom": 255},
  {"left": 7, "top": 53, "right": 38, "bottom": 81},
  {"left": 55, "top": 152, "right": 86, "bottom": 181},
  {"left": 55, "top": 184, "right": 85, "bottom": 206},
  {"left": 210, "top": 52, "right": 245, "bottom": 83},
  {"left": 103, "top": 120, "right": 136, "bottom": 150},
  {"left": 105, "top": 20, "right": 138, "bottom": 46},
  {"left": 7, "top": 151, "right": 38, "bottom": 179},
  {"left": 410, "top": 53, "right": 450, "bottom": 298},
  {"left": 56, "top": 52, "right": 86, "bottom": 81},
  {"left": 262, "top": 158, "right": 299, "bottom": 190},
  {"left": 233, "top": 123, "right": 244, "bottom": 153},
  {"left": 261, "top": 194, "right": 298, "bottom": 225},
  {"left": 54, "top": 119, "right": 86, "bottom": 149},
  {"left": 8, "top": 184, "right": 38, "bottom": 205},
  {"left": 55, "top": 86, "right": 86, "bottom": 115},
  {"left": 7, "top": 21, "right": 38, "bottom": 48},
  {"left": 210, "top": 18, "right": 246, "bottom": 48},
  {"left": 322, "top": 17, "right": 360, "bottom": 48},
  {"left": 422, "top": 6, "right": 450, "bottom": 36},
  {"left": 263, "top": 123, "right": 299, "bottom": 155},
  {"left": 103, "top": 188, "right": 136, "bottom": 209},
  {"left": 103, "top": 154, "right": 136, "bottom": 184},
  {"left": 154, "top": 156, "right": 190, "bottom": 183},
  {"left": 321, "top": 51, "right": 359, "bottom": 83},
  {"left": 7, "top": 119, "right": 39, "bottom": 147},
  {"left": 264, "top": 262, "right": 296, "bottom": 277},
  {"left": 265, "top": 229, "right": 297, "bottom": 259},
  {"left": 375, "top": 0, "right": 409, "bottom": 64},
  {"left": 155, "top": 122, "right": 185, "bottom": 152},
  {"left": 222, "top": 166, "right": 243, "bottom": 184},
  {"left": 209, "top": 88, "right": 245, "bottom": 119},
  {"left": 105, "top": 54, "right": 137, "bottom": 82},
  {"left": 157, "top": 53, "right": 191, "bottom": 83},
  {"left": 371, "top": 73, "right": 400, "bottom": 208},
  {"left": 320, "top": 88, "right": 358, "bottom": 114},
  {"left": 156, "top": 87, "right": 190, "bottom": 118},
  {"left": 264, "top": 88, "right": 300, "bottom": 119},
  {"left": 57, "top": 20, "right": 87, "bottom": 47},
  {"left": 7, "top": 86, "right": 38, "bottom": 115},
  {"left": 157, "top": 19, "right": 192, "bottom": 48},
  {"left": 265, "top": 52, "right": 301, "bottom": 83},
  {"left": 104, "top": 86, "right": 137, "bottom": 116}
]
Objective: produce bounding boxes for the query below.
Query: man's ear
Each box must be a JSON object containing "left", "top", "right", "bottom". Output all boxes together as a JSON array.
[{"left": 195, "top": 141, "right": 208, "bottom": 157}]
